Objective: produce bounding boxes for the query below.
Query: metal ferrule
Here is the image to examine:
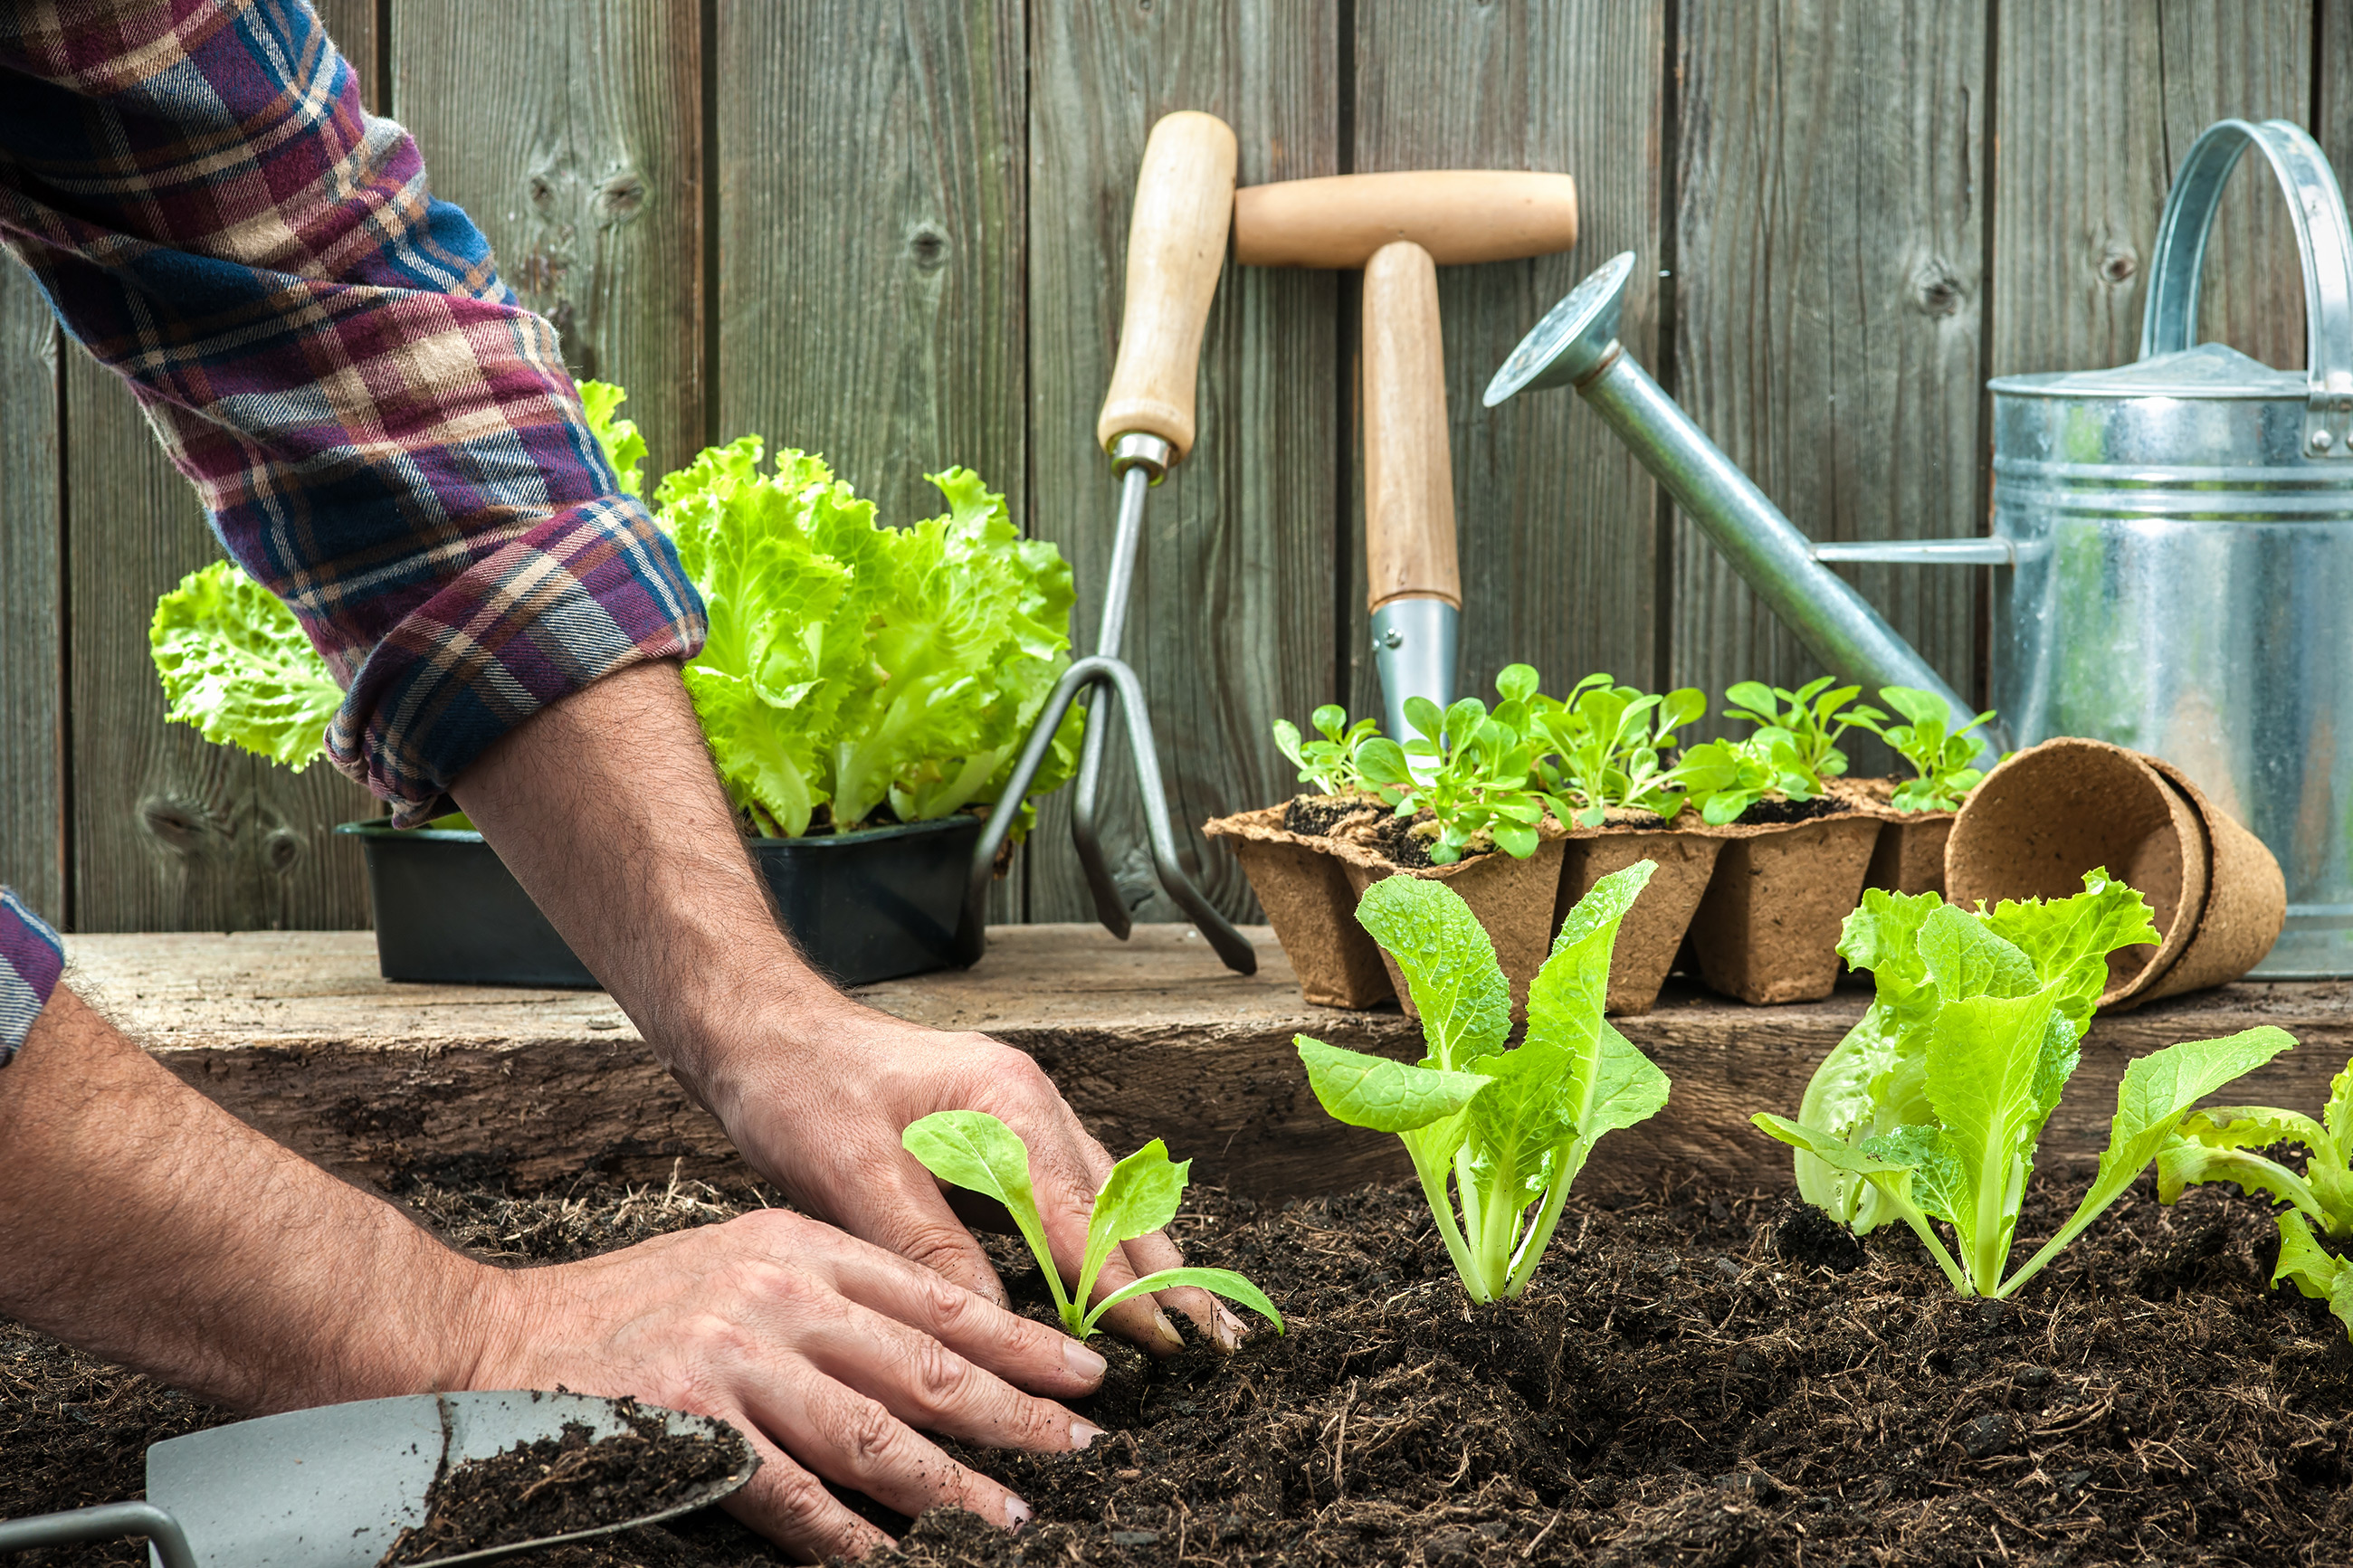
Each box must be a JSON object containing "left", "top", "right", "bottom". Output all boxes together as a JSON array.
[
  {"left": 1108, "top": 431, "right": 1173, "bottom": 484},
  {"left": 1369, "top": 596, "right": 1459, "bottom": 746}
]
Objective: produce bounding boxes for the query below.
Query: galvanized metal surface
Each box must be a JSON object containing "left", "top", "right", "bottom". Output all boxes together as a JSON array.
[
  {"left": 1484, "top": 252, "right": 1995, "bottom": 767},
  {"left": 1367, "top": 596, "right": 1460, "bottom": 749},
  {"left": 1989, "top": 119, "right": 2353, "bottom": 977}
]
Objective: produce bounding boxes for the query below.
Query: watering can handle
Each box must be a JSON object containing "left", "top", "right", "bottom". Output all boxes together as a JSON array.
[{"left": 2140, "top": 117, "right": 2353, "bottom": 456}]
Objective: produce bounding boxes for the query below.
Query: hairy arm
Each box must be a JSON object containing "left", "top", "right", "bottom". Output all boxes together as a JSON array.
[{"left": 450, "top": 660, "right": 1243, "bottom": 1353}]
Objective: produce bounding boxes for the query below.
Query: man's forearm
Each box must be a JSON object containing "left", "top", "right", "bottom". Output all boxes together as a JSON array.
[
  {"left": 447, "top": 659, "right": 847, "bottom": 1117},
  {"left": 0, "top": 987, "right": 499, "bottom": 1412}
]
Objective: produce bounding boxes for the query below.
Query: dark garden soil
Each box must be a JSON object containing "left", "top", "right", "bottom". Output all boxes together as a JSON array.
[
  {"left": 1732, "top": 795, "right": 1844, "bottom": 826},
  {"left": 375, "top": 1400, "right": 746, "bottom": 1564},
  {"left": 5, "top": 1167, "right": 2349, "bottom": 1566},
  {"left": 1281, "top": 793, "right": 1388, "bottom": 839}
]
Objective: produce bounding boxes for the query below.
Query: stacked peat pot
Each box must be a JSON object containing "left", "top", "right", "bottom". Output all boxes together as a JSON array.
[{"left": 1212, "top": 675, "right": 2002, "bottom": 1015}]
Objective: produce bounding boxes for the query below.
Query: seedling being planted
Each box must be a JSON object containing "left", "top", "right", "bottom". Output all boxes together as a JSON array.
[
  {"left": 1757, "top": 889, "right": 2294, "bottom": 1299},
  {"left": 2158, "top": 1056, "right": 2353, "bottom": 1339},
  {"left": 1294, "top": 864, "right": 1670, "bottom": 1302},
  {"left": 900, "top": 1111, "right": 1281, "bottom": 1342}
]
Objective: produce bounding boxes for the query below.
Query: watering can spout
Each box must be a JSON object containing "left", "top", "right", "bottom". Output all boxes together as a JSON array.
[{"left": 1486, "top": 252, "right": 2000, "bottom": 768}]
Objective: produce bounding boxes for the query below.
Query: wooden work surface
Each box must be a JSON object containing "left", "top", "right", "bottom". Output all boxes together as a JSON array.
[{"left": 65, "top": 927, "right": 2353, "bottom": 1201}]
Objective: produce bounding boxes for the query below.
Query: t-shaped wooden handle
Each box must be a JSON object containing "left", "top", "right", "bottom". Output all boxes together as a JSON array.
[
  {"left": 1096, "top": 111, "right": 1239, "bottom": 461},
  {"left": 1235, "top": 170, "right": 1578, "bottom": 269},
  {"left": 1363, "top": 241, "right": 1461, "bottom": 612}
]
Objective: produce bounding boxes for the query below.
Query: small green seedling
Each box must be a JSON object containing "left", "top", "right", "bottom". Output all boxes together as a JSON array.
[
  {"left": 2158, "top": 1056, "right": 2353, "bottom": 1340},
  {"left": 1757, "top": 892, "right": 2294, "bottom": 1298},
  {"left": 1722, "top": 677, "right": 1884, "bottom": 780},
  {"left": 1358, "top": 666, "right": 1558, "bottom": 862},
  {"left": 1673, "top": 734, "right": 1820, "bottom": 825},
  {"left": 1534, "top": 675, "right": 1705, "bottom": 826},
  {"left": 901, "top": 1111, "right": 1281, "bottom": 1342},
  {"left": 1272, "top": 704, "right": 1382, "bottom": 796},
  {"left": 1295, "top": 864, "right": 1670, "bottom": 1302},
  {"left": 1867, "top": 687, "right": 1996, "bottom": 813}
]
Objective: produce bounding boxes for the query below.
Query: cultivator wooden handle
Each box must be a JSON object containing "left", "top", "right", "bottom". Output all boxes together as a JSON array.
[
  {"left": 1096, "top": 110, "right": 1239, "bottom": 462},
  {"left": 1362, "top": 241, "right": 1461, "bottom": 612},
  {"left": 1234, "top": 170, "right": 1578, "bottom": 268}
]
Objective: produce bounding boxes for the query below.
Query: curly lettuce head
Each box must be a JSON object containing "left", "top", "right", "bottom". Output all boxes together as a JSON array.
[
  {"left": 149, "top": 560, "right": 343, "bottom": 771},
  {"left": 578, "top": 379, "right": 648, "bottom": 496}
]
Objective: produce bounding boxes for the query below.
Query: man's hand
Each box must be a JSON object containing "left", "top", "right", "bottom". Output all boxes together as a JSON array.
[
  {"left": 453, "top": 661, "right": 1246, "bottom": 1352},
  {"left": 474, "top": 1207, "right": 1105, "bottom": 1560},
  {"left": 0, "top": 986, "right": 1100, "bottom": 1562}
]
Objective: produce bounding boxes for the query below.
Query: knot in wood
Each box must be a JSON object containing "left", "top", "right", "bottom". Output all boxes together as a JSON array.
[
  {"left": 263, "top": 827, "right": 304, "bottom": 873},
  {"left": 1909, "top": 255, "right": 1966, "bottom": 318},
  {"left": 909, "top": 224, "right": 950, "bottom": 271},
  {"left": 2098, "top": 245, "right": 2139, "bottom": 286},
  {"left": 138, "top": 793, "right": 213, "bottom": 855},
  {"left": 595, "top": 171, "right": 646, "bottom": 223}
]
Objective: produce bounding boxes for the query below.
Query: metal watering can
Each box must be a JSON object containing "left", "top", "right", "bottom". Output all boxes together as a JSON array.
[{"left": 1488, "top": 117, "right": 2353, "bottom": 979}]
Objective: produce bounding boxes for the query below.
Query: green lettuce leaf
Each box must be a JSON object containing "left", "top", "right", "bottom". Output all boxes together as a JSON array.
[
  {"left": 2272, "top": 1211, "right": 2353, "bottom": 1341},
  {"left": 578, "top": 379, "right": 647, "bottom": 496},
  {"left": 1296, "top": 1038, "right": 1492, "bottom": 1133},
  {"left": 1353, "top": 875, "right": 1511, "bottom": 1070},
  {"left": 150, "top": 560, "right": 342, "bottom": 771}
]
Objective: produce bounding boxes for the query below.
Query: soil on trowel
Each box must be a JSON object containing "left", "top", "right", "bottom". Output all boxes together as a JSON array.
[
  {"left": 1733, "top": 793, "right": 1843, "bottom": 825},
  {"left": 375, "top": 1400, "right": 746, "bottom": 1565},
  {"left": 6, "top": 1168, "right": 2351, "bottom": 1566}
]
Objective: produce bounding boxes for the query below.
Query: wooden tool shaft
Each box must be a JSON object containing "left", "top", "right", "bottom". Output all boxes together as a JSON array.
[
  {"left": 1362, "top": 241, "right": 1461, "bottom": 612},
  {"left": 1096, "top": 111, "right": 1239, "bottom": 461},
  {"left": 1236, "top": 170, "right": 1578, "bottom": 268}
]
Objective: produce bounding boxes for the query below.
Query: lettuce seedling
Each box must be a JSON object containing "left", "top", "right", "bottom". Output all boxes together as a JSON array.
[
  {"left": 1674, "top": 734, "right": 1821, "bottom": 825},
  {"left": 1790, "top": 871, "right": 2160, "bottom": 1232},
  {"left": 1295, "top": 864, "right": 1670, "bottom": 1302},
  {"left": 901, "top": 1110, "right": 1281, "bottom": 1341},
  {"left": 1533, "top": 675, "right": 1705, "bottom": 827},
  {"left": 150, "top": 559, "right": 343, "bottom": 771},
  {"left": 1722, "top": 677, "right": 1884, "bottom": 780},
  {"left": 1863, "top": 687, "right": 1996, "bottom": 813},
  {"left": 2158, "top": 1056, "right": 2353, "bottom": 1339},
  {"left": 1358, "top": 666, "right": 1559, "bottom": 862},
  {"left": 1273, "top": 704, "right": 1382, "bottom": 796},
  {"left": 1757, "top": 903, "right": 2293, "bottom": 1298}
]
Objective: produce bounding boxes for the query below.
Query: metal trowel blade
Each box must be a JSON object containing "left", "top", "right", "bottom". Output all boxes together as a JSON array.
[{"left": 144, "top": 1390, "right": 755, "bottom": 1568}]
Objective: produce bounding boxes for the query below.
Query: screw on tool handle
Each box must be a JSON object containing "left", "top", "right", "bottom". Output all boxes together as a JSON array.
[
  {"left": 1234, "top": 170, "right": 1578, "bottom": 269},
  {"left": 1095, "top": 111, "right": 1238, "bottom": 464},
  {"left": 1362, "top": 241, "right": 1462, "bottom": 612}
]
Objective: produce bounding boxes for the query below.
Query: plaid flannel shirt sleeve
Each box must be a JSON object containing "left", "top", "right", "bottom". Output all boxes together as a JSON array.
[
  {"left": 0, "top": 0, "right": 706, "bottom": 823},
  {"left": 0, "top": 889, "right": 66, "bottom": 1070}
]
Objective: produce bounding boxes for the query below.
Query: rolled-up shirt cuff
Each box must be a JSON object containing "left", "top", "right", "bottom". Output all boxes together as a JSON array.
[
  {"left": 0, "top": 889, "right": 65, "bottom": 1069},
  {"left": 324, "top": 493, "right": 708, "bottom": 825}
]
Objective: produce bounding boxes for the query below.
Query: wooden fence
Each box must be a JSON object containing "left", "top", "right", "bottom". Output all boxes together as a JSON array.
[{"left": 0, "top": 0, "right": 2339, "bottom": 934}]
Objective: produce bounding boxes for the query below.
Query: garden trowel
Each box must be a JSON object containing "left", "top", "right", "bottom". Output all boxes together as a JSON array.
[{"left": 0, "top": 1390, "right": 754, "bottom": 1568}]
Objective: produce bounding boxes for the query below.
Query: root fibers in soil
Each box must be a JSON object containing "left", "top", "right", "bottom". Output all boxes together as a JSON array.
[{"left": 4, "top": 1170, "right": 2349, "bottom": 1566}]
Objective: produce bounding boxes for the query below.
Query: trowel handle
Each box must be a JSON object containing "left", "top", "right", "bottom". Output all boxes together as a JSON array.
[
  {"left": 1362, "top": 241, "right": 1461, "bottom": 611},
  {"left": 1236, "top": 170, "right": 1579, "bottom": 269},
  {"left": 1096, "top": 111, "right": 1239, "bottom": 463}
]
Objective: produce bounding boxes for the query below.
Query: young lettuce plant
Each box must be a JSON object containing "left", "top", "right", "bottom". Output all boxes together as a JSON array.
[
  {"left": 900, "top": 1111, "right": 1281, "bottom": 1342},
  {"left": 1789, "top": 870, "right": 2159, "bottom": 1232},
  {"left": 1722, "top": 677, "right": 1885, "bottom": 780},
  {"left": 2158, "top": 1058, "right": 2353, "bottom": 1339},
  {"left": 1357, "top": 666, "right": 1558, "bottom": 862},
  {"left": 1867, "top": 687, "right": 1996, "bottom": 813},
  {"left": 1533, "top": 675, "right": 1705, "bottom": 826},
  {"left": 1673, "top": 734, "right": 1822, "bottom": 825},
  {"left": 1272, "top": 704, "right": 1382, "bottom": 796},
  {"left": 1294, "top": 864, "right": 1669, "bottom": 1302},
  {"left": 150, "top": 559, "right": 343, "bottom": 771},
  {"left": 1756, "top": 903, "right": 2294, "bottom": 1298}
]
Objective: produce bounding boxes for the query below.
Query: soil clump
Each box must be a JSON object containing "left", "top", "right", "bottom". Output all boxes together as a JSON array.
[
  {"left": 1732, "top": 794, "right": 1843, "bottom": 825},
  {"left": 5, "top": 1169, "right": 2348, "bottom": 1566}
]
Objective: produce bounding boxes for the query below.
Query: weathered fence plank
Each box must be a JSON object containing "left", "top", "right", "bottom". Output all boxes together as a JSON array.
[
  {"left": 64, "top": 357, "right": 371, "bottom": 932},
  {"left": 1351, "top": 0, "right": 1666, "bottom": 721},
  {"left": 311, "top": 0, "right": 376, "bottom": 109},
  {"left": 1669, "top": 0, "right": 1987, "bottom": 762},
  {"left": 392, "top": 0, "right": 705, "bottom": 484},
  {"left": 1023, "top": 1, "right": 1341, "bottom": 926},
  {"left": 713, "top": 0, "right": 1026, "bottom": 921},
  {"left": 0, "top": 271, "right": 63, "bottom": 924}
]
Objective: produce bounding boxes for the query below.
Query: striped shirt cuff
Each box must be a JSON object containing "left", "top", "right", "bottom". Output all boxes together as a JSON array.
[{"left": 0, "top": 889, "right": 64, "bottom": 1069}]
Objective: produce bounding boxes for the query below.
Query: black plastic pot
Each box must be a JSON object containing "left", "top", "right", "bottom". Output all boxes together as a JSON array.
[{"left": 338, "top": 813, "right": 984, "bottom": 989}]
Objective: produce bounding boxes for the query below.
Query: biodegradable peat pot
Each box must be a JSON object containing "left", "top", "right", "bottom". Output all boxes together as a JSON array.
[
  {"left": 1687, "top": 814, "right": 1883, "bottom": 1004},
  {"left": 1945, "top": 738, "right": 2284, "bottom": 1007},
  {"left": 1829, "top": 775, "right": 1956, "bottom": 896},
  {"left": 1558, "top": 826, "right": 1724, "bottom": 1017},
  {"left": 1204, "top": 805, "right": 1395, "bottom": 1009},
  {"left": 1334, "top": 830, "right": 1569, "bottom": 1021},
  {"left": 339, "top": 814, "right": 981, "bottom": 989}
]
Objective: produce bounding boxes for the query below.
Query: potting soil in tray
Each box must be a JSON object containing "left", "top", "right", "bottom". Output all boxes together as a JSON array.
[
  {"left": 374, "top": 1400, "right": 745, "bottom": 1564},
  {"left": 5, "top": 1170, "right": 2349, "bottom": 1566}
]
